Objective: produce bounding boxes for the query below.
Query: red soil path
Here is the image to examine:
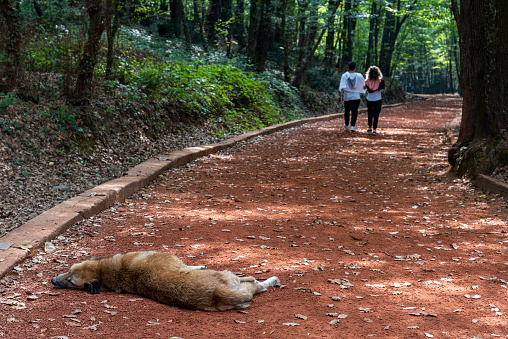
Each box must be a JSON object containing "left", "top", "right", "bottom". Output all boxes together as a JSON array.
[{"left": 1, "top": 96, "right": 507, "bottom": 338}]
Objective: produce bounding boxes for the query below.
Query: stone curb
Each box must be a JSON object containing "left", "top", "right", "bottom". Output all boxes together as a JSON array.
[
  {"left": 472, "top": 175, "right": 508, "bottom": 199},
  {"left": 0, "top": 103, "right": 407, "bottom": 277}
]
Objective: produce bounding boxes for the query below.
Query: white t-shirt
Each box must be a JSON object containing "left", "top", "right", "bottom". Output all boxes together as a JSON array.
[
  {"left": 339, "top": 72, "right": 366, "bottom": 101},
  {"left": 366, "top": 90, "right": 382, "bottom": 101}
]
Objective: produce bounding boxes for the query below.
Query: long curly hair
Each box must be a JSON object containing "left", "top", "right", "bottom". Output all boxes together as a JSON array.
[{"left": 366, "top": 66, "right": 383, "bottom": 80}]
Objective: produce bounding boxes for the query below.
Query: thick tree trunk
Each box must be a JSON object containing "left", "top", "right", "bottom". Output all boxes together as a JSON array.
[{"left": 449, "top": 0, "right": 508, "bottom": 177}]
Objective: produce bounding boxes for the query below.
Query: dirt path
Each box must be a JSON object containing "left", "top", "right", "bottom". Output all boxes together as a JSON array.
[{"left": 1, "top": 96, "right": 507, "bottom": 338}]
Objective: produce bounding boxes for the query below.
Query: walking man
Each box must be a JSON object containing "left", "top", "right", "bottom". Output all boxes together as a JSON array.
[{"left": 338, "top": 61, "right": 365, "bottom": 132}]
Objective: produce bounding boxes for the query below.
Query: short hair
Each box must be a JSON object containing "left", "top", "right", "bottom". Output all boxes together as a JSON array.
[{"left": 348, "top": 61, "right": 356, "bottom": 70}]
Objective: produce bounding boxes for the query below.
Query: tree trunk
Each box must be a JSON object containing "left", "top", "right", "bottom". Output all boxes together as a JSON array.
[
  {"left": 296, "top": 0, "right": 308, "bottom": 67},
  {"left": 0, "top": 0, "right": 22, "bottom": 93},
  {"left": 339, "top": 0, "right": 352, "bottom": 69},
  {"left": 170, "top": 0, "right": 184, "bottom": 37},
  {"left": 246, "top": 0, "right": 259, "bottom": 60},
  {"left": 206, "top": 0, "right": 221, "bottom": 43},
  {"left": 365, "top": 0, "right": 377, "bottom": 68},
  {"left": 451, "top": 26, "right": 461, "bottom": 96},
  {"left": 232, "top": 0, "right": 246, "bottom": 51},
  {"left": 71, "top": 0, "right": 108, "bottom": 106},
  {"left": 106, "top": 0, "right": 124, "bottom": 79},
  {"left": 292, "top": 2, "right": 341, "bottom": 87},
  {"left": 449, "top": 0, "right": 508, "bottom": 177},
  {"left": 254, "top": 0, "right": 272, "bottom": 72},
  {"left": 378, "top": 0, "right": 415, "bottom": 77},
  {"left": 324, "top": 0, "right": 338, "bottom": 68},
  {"left": 280, "top": 0, "right": 291, "bottom": 81}
]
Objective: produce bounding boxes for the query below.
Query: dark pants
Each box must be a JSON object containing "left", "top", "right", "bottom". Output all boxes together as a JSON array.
[
  {"left": 344, "top": 99, "right": 361, "bottom": 127},
  {"left": 367, "top": 100, "right": 382, "bottom": 130}
]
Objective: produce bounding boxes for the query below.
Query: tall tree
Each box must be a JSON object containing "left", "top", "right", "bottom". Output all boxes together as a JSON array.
[
  {"left": 292, "top": 1, "right": 341, "bottom": 87},
  {"left": 253, "top": 0, "right": 272, "bottom": 72},
  {"left": 339, "top": 0, "right": 357, "bottom": 70},
  {"left": 206, "top": 0, "right": 232, "bottom": 45},
  {"left": 71, "top": 0, "right": 110, "bottom": 106},
  {"left": 232, "top": 0, "right": 246, "bottom": 51},
  {"left": 0, "top": 0, "right": 22, "bottom": 93},
  {"left": 365, "top": 0, "right": 379, "bottom": 68},
  {"left": 105, "top": 0, "right": 126, "bottom": 79},
  {"left": 324, "top": 0, "right": 340, "bottom": 68},
  {"left": 378, "top": 0, "right": 416, "bottom": 77},
  {"left": 449, "top": 0, "right": 508, "bottom": 177}
]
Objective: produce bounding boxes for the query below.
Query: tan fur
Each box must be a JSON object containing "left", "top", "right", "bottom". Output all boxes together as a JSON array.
[{"left": 52, "top": 251, "right": 279, "bottom": 311}]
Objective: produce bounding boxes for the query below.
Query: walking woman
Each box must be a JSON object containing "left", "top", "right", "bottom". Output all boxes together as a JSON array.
[{"left": 363, "top": 66, "right": 386, "bottom": 135}]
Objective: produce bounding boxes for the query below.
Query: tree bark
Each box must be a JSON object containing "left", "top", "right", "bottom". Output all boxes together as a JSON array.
[
  {"left": 378, "top": 0, "right": 415, "bottom": 77},
  {"left": 105, "top": 0, "right": 124, "bottom": 79},
  {"left": 232, "top": 0, "right": 246, "bottom": 51},
  {"left": 339, "top": 0, "right": 352, "bottom": 70},
  {"left": 206, "top": 0, "right": 221, "bottom": 43},
  {"left": 254, "top": 0, "right": 272, "bottom": 72},
  {"left": 365, "top": 0, "right": 377, "bottom": 68},
  {"left": 71, "top": 0, "right": 108, "bottom": 106},
  {"left": 0, "top": 0, "right": 22, "bottom": 93},
  {"left": 296, "top": 0, "right": 309, "bottom": 67},
  {"left": 292, "top": 2, "right": 341, "bottom": 87},
  {"left": 449, "top": 0, "right": 508, "bottom": 177},
  {"left": 280, "top": 0, "right": 291, "bottom": 81},
  {"left": 324, "top": 0, "right": 339, "bottom": 68},
  {"left": 246, "top": 0, "right": 259, "bottom": 60},
  {"left": 170, "top": 0, "right": 184, "bottom": 37}
]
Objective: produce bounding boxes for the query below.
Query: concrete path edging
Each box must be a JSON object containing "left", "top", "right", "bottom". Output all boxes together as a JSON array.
[{"left": 0, "top": 108, "right": 366, "bottom": 278}]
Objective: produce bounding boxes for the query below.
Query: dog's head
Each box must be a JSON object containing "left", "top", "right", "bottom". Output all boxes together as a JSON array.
[{"left": 51, "top": 257, "right": 102, "bottom": 294}]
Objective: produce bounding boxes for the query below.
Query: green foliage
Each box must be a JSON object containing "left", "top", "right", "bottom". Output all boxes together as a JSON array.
[
  {"left": 99, "top": 51, "right": 304, "bottom": 138},
  {"left": 38, "top": 105, "right": 77, "bottom": 136},
  {"left": 0, "top": 92, "right": 21, "bottom": 113}
]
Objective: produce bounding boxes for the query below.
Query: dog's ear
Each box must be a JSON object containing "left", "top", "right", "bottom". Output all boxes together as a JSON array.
[
  {"left": 85, "top": 256, "right": 101, "bottom": 261},
  {"left": 84, "top": 281, "right": 101, "bottom": 294}
]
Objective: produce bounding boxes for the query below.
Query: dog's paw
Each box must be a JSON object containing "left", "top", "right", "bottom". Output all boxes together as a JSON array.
[
  {"left": 184, "top": 265, "right": 207, "bottom": 271},
  {"left": 259, "top": 276, "right": 279, "bottom": 288}
]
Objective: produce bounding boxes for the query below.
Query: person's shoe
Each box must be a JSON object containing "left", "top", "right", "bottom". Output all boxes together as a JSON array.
[
  {"left": 367, "top": 128, "right": 372, "bottom": 133},
  {"left": 372, "top": 130, "right": 378, "bottom": 136},
  {"left": 350, "top": 126, "right": 356, "bottom": 132},
  {"left": 344, "top": 124, "right": 349, "bottom": 131}
]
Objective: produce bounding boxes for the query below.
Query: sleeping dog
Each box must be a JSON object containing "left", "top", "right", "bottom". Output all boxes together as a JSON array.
[{"left": 51, "top": 251, "right": 279, "bottom": 311}]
